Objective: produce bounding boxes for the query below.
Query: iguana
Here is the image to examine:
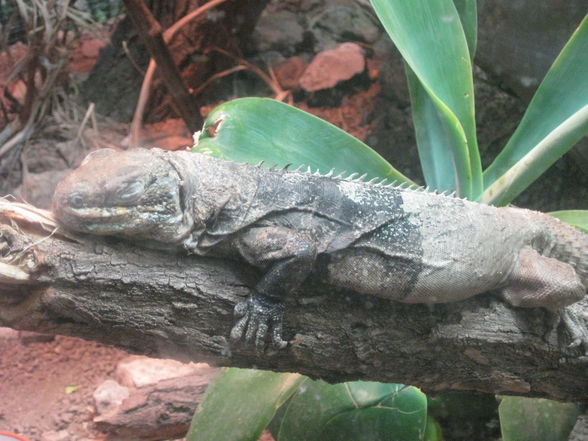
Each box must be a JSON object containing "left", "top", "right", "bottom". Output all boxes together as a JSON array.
[{"left": 51, "top": 147, "right": 588, "bottom": 353}]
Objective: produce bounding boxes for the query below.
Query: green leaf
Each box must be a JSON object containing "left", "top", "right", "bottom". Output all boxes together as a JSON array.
[
  {"left": 453, "top": 0, "right": 477, "bottom": 60},
  {"left": 371, "top": 0, "right": 482, "bottom": 198},
  {"left": 423, "top": 416, "right": 444, "bottom": 441},
  {"left": 194, "top": 98, "right": 414, "bottom": 185},
  {"left": 321, "top": 407, "right": 424, "bottom": 441},
  {"left": 405, "top": 68, "right": 472, "bottom": 195},
  {"left": 482, "top": 15, "right": 588, "bottom": 205},
  {"left": 275, "top": 380, "right": 427, "bottom": 441},
  {"left": 549, "top": 210, "right": 588, "bottom": 233},
  {"left": 186, "top": 368, "right": 303, "bottom": 441},
  {"left": 64, "top": 385, "right": 80, "bottom": 394},
  {"left": 498, "top": 396, "right": 579, "bottom": 441}
]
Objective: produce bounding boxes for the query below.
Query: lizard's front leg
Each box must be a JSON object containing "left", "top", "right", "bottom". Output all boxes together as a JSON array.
[{"left": 230, "top": 226, "right": 317, "bottom": 351}]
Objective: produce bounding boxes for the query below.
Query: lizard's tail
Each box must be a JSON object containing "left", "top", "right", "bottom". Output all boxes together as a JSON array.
[{"left": 539, "top": 213, "right": 588, "bottom": 289}]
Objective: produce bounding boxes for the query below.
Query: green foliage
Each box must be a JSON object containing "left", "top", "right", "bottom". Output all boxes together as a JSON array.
[
  {"left": 186, "top": 369, "right": 303, "bottom": 441},
  {"left": 189, "top": 2, "right": 588, "bottom": 441},
  {"left": 195, "top": 98, "right": 414, "bottom": 185},
  {"left": 371, "top": 0, "right": 481, "bottom": 198},
  {"left": 188, "top": 372, "right": 435, "bottom": 441},
  {"left": 482, "top": 15, "right": 588, "bottom": 205},
  {"left": 498, "top": 397, "right": 580, "bottom": 441},
  {"left": 452, "top": 0, "right": 477, "bottom": 59},
  {"left": 549, "top": 210, "right": 588, "bottom": 233},
  {"left": 273, "top": 380, "right": 431, "bottom": 441},
  {"left": 194, "top": 11, "right": 588, "bottom": 213}
]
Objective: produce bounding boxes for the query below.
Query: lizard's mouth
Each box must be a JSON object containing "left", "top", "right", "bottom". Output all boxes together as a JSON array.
[
  {"left": 55, "top": 205, "right": 142, "bottom": 233},
  {"left": 60, "top": 206, "right": 132, "bottom": 221}
]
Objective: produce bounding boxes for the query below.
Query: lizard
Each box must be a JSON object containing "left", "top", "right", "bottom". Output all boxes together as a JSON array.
[{"left": 51, "top": 147, "right": 588, "bottom": 353}]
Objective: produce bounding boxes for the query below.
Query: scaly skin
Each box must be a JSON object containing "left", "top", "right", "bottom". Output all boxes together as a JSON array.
[{"left": 52, "top": 148, "right": 588, "bottom": 352}]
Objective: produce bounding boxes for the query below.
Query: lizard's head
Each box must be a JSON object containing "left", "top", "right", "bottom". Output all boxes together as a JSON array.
[{"left": 52, "top": 148, "right": 192, "bottom": 243}]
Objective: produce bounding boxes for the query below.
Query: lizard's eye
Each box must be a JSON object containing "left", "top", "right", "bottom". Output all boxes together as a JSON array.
[
  {"left": 68, "top": 193, "right": 85, "bottom": 209},
  {"left": 116, "top": 181, "right": 144, "bottom": 203}
]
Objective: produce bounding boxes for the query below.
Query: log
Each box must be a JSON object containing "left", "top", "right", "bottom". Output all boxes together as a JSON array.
[
  {"left": 0, "top": 201, "right": 587, "bottom": 402},
  {"left": 94, "top": 372, "right": 217, "bottom": 441}
]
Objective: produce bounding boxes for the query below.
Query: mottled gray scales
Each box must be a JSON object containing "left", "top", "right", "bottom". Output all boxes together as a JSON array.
[
  {"left": 327, "top": 207, "right": 424, "bottom": 299},
  {"left": 52, "top": 148, "right": 588, "bottom": 354}
]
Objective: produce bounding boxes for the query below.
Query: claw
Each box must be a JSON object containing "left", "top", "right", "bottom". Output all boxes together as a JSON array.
[
  {"left": 256, "top": 322, "right": 269, "bottom": 351},
  {"left": 234, "top": 300, "right": 248, "bottom": 317},
  {"left": 230, "top": 294, "right": 287, "bottom": 351},
  {"left": 230, "top": 312, "right": 248, "bottom": 341},
  {"left": 559, "top": 307, "right": 588, "bottom": 362},
  {"left": 272, "top": 320, "right": 287, "bottom": 349}
]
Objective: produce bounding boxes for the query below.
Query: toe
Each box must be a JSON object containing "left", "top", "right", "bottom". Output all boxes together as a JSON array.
[
  {"left": 230, "top": 314, "right": 249, "bottom": 341},
  {"left": 256, "top": 322, "right": 269, "bottom": 352}
]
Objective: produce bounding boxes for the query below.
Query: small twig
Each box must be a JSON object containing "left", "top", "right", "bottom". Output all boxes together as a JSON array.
[
  {"left": 0, "top": 120, "right": 33, "bottom": 159},
  {"left": 0, "top": 55, "right": 65, "bottom": 160},
  {"left": 90, "top": 104, "right": 98, "bottom": 132},
  {"left": 0, "top": 120, "right": 19, "bottom": 146},
  {"left": 209, "top": 46, "right": 288, "bottom": 99},
  {"left": 190, "top": 65, "right": 248, "bottom": 96},
  {"left": 0, "top": 199, "right": 56, "bottom": 229},
  {"left": 75, "top": 102, "right": 95, "bottom": 142},
  {"left": 123, "top": 0, "right": 201, "bottom": 140},
  {"left": 121, "top": 40, "right": 146, "bottom": 75}
]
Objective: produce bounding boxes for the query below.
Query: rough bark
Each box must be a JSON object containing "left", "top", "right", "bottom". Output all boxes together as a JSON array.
[
  {"left": 570, "top": 413, "right": 588, "bottom": 441},
  {"left": 0, "top": 203, "right": 587, "bottom": 402},
  {"left": 94, "top": 372, "right": 216, "bottom": 441}
]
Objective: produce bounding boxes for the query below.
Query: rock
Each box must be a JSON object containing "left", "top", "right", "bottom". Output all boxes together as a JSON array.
[
  {"left": 114, "top": 355, "right": 211, "bottom": 388},
  {"left": 93, "top": 379, "right": 130, "bottom": 414},
  {"left": 254, "top": 10, "right": 304, "bottom": 53},
  {"left": 80, "top": 38, "right": 106, "bottom": 58},
  {"left": 373, "top": 35, "right": 410, "bottom": 106},
  {"left": 94, "top": 373, "right": 217, "bottom": 441},
  {"left": 40, "top": 430, "right": 70, "bottom": 441},
  {"left": 299, "top": 42, "right": 365, "bottom": 92},
  {"left": 19, "top": 331, "right": 55, "bottom": 345},
  {"left": 17, "top": 169, "right": 71, "bottom": 209},
  {"left": 0, "top": 327, "right": 19, "bottom": 339},
  {"left": 272, "top": 55, "right": 308, "bottom": 89},
  {"left": 477, "top": 0, "right": 585, "bottom": 101},
  {"left": 308, "top": 2, "right": 382, "bottom": 50}
]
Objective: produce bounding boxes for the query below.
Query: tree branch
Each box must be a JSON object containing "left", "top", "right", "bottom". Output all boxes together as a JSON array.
[{"left": 0, "top": 201, "right": 586, "bottom": 402}]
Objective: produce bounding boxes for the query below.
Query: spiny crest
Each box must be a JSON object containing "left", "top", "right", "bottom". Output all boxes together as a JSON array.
[
  {"left": 284, "top": 162, "right": 427, "bottom": 192},
  {"left": 252, "top": 159, "right": 466, "bottom": 197}
]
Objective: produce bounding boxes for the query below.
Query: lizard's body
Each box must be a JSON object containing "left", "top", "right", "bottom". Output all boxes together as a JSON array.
[{"left": 52, "top": 148, "right": 588, "bottom": 350}]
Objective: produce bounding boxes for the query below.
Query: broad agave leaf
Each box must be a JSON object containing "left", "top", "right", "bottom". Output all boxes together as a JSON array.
[
  {"left": 549, "top": 210, "right": 588, "bottom": 233},
  {"left": 482, "top": 15, "right": 588, "bottom": 206},
  {"left": 186, "top": 368, "right": 303, "bottom": 441},
  {"left": 275, "top": 380, "right": 429, "bottom": 441},
  {"left": 371, "top": 0, "right": 482, "bottom": 199},
  {"left": 194, "top": 98, "right": 414, "bottom": 185},
  {"left": 498, "top": 396, "right": 579, "bottom": 441}
]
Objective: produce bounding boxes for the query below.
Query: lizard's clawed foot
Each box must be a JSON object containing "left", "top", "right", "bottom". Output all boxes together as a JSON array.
[
  {"left": 230, "top": 294, "right": 287, "bottom": 352},
  {"left": 559, "top": 308, "right": 588, "bottom": 363}
]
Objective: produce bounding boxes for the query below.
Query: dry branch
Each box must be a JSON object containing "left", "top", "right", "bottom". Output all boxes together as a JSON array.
[
  {"left": 129, "top": 0, "right": 228, "bottom": 147},
  {"left": 0, "top": 201, "right": 587, "bottom": 402},
  {"left": 94, "top": 372, "right": 216, "bottom": 441},
  {"left": 122, "top": 0, "right": 201, "bottom": 133}
]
